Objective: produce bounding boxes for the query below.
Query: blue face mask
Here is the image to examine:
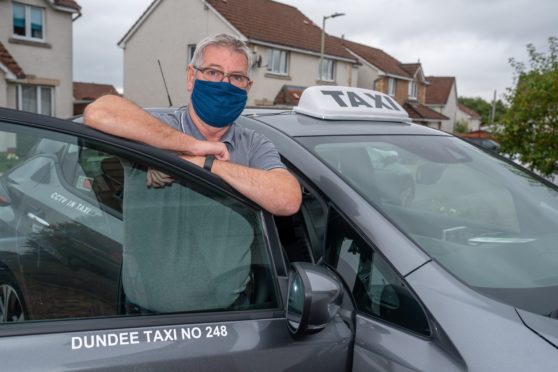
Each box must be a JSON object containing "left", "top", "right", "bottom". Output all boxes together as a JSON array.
[{"left": 191, "top": 80, "right": 248, "bottom": 128}]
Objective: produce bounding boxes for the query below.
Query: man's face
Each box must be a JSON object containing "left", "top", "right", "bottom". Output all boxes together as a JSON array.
[{"left": 187, "top": 45, "right": 252, "bottom": 92}]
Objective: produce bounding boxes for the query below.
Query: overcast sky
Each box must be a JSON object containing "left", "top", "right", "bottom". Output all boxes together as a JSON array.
[{"left": 73, "top": 0, "right": 558, "bottom": 102}]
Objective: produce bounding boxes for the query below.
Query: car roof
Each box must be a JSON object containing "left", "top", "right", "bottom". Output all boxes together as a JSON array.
[
  {"left": 242, "top": 86, "right": 451, "bottom": 137},
  {"left": 241, "top": 110, "right": 449, "bottom": 137},
  {"left": 151, "top": 86, "right": 451, "bottom": 137}
]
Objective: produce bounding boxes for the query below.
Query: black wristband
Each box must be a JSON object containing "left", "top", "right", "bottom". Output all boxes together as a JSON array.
[{"left": 204, "top": 155, "right": 215, "bottom": 171}]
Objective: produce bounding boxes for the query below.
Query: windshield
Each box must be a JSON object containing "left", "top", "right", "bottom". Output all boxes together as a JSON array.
[{"left": 299, "top": 135, "right": 558, "bottom": 317}]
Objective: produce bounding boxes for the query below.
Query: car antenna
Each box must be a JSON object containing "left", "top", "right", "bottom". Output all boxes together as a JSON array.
[{"left": 157, "top": 59, "right": 173, "bottom": 107}]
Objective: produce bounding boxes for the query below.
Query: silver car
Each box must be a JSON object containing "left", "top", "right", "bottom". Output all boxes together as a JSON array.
[{"left": 0, "top": 86, "right": 557, "bottom": 371}]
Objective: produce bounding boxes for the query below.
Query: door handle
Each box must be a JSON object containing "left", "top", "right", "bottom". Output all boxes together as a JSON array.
[{"left": 27, "top": 212, "right": 50, "bottom": 227}]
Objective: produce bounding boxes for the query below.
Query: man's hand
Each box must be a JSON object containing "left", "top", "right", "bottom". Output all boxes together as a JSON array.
[
  {"left": 189, "top": 140, "right": 230, "bottom": 161},
  {"left": 147, "top": 168, "right": 174, "bottom": 188}
]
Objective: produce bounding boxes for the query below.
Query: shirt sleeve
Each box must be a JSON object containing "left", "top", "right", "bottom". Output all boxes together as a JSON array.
[
  {"left": 249, "top": 132, "right": 286, "bottom": 171},
  {"left": 149, "top": 110, "right": 182, "bottom": 131}
]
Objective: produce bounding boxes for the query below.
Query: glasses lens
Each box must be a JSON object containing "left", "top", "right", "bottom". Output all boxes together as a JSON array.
[
  {"left": 229, "top": 74, "right": 249, "bottom": 88},
  {"left": 202, "top": 68, "right": 224, "bottom": 82}
]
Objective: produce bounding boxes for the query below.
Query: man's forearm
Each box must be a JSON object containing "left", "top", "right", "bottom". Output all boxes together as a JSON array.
[
  {"left": 211, "top": 160, "right": 302, "bottom": 216},
  {"left": 83, "top": 95, "right": 229, "bottom": 159}
]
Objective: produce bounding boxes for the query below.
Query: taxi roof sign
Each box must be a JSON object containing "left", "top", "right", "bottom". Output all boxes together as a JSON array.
[{"left": 294, "top": 86, "right": 410, "bottom": 121}]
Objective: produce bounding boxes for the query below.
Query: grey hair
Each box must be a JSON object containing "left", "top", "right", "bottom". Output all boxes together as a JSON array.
[{"left": 191, "top": 33, "right": 252, "bottom": 76}]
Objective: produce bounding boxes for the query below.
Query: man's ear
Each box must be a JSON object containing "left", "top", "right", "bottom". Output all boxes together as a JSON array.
[
  {"left": 246, "top": 80, "right": 254, "bottom": 93},
  {"left": 186, "top": 65, "right": 195, "bottom": 92}
]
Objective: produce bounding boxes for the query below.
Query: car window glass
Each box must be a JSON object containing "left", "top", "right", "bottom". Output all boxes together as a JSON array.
[
  {"left": 300, "top": 135, "right": 558, "bottom": 317},
  {"left": 0, "top": 124, "right": 277, "bottom": 324},
  {"left": 326, "top": 209, "right": 430, "bottom": 336}
]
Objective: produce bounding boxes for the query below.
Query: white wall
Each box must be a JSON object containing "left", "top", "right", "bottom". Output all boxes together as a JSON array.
[
  {"left": 456, "top": 108, "right": 481, "bottom": 131},
  {"left": 122, "top": 0, "right": 357, "bottom": 107},
  {"left": 248, "top": 44, "right": 357, "bottom": 105},
  {"left": 354, "top": 59, "right": 379, "bottom": 90},
  {"left": 0, "top": 0, "right": 74, "bottom": 118},
  {"left": 123, "top": 0, "right": 236, "bottom": 107},
  {"left": 439, "top": 83, "right": 458, "bottom": 133}
]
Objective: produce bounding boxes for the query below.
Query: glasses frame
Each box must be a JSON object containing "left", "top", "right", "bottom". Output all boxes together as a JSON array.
[{"left": 193, "top": 66, "right": 251, "bottom": 89}]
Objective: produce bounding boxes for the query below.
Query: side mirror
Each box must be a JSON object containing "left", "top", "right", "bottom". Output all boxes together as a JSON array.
[{"left": 286, "top": 262, "right": 342, "bottom": 336}]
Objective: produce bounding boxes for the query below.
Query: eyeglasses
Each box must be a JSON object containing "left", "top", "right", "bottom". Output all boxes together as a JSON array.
[{"left": 193, "top": 66, "right": 251, "bottom": 88}]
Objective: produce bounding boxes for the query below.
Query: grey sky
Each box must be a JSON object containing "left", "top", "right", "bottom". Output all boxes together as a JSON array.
[{"left": 73, "top": 0, "right": 558, "bottom": 102}]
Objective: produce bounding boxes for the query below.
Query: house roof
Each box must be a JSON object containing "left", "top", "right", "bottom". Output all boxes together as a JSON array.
[
  {"left": 73, "top": 82, "right": 119, "bottom": 101},
  {"left": 458, "top": 103, "right": 481, "bottom": 119},
  {"left": 120, "top": 0, "right": 355, "bottom": 61},
  {"left": 206, "top": 0, "right": 355, "bottom": 60},
  {"left": 55, "top": 0, "right": 80, "bottom": 11},
  {"left": 273, "top": 84, "right": 306, "bottom": 106},
  {"left": 51, "top": 0, "right": 81, "bottom": 11},
  {"left": 425, "top": 76, "right": 456, "bottom": 105},
  {"left": 403, "top": 101, "right": 449, "bottom": 121},
  {"left": 0, "top": 42, "right": 25, "bottom": 79},
  {"left": 339, "top": 38, "right": 411, "bottom": 78},
  {"left": 400, "top": 63, "right": 421, "bottom": 77}
]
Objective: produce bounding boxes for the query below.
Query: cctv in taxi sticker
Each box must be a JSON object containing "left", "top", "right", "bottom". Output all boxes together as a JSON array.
[{"left": 294, "top": 86, "right": 410, "bottom": 121}]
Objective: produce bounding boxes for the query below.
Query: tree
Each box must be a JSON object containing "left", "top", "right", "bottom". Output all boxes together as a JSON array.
[
  {"left": 458, "top": 96, "right": 507, "bottom": 125},
  {"left": 498, "top": 36, "right": 558, "bottom": 175},
  {"left": 453, "top": 119, "right": 469, "bottom": 134}
]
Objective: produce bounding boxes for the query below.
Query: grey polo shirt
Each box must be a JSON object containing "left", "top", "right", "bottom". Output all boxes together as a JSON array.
[
  {"left": 121, "top": 107, "right": 283, "bottom": 313},
  {"left": 151, "top": 106, "right": 286, "bottom": 170}
]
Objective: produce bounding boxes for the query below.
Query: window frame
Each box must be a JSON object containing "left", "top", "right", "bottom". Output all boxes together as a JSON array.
[
  {"left": 267, "top": 48, "right": 289, "bottom": 75},
  {"left": 187, "top": 44, "right": 196, "bottom": 65},
  {"left": 320, "top": 58, "right": 335, "bottom": 82},
  {"left": 12, "top": 2, "right": 45, "bottom": 42},
  {"left": 16, "top": 85, "right": 54, "bottom": 116},
  {"left": 408, "top": 81, "right": 417, "bottom": 99},
  {"left": 324, "top": 206, "right": 431, "bottom": 336},
  {"left": 388, "top": 78, "right": 396, "bottom": 97},
  {"left": 0, "top": 116, "right": 287, "bottom": 335}
]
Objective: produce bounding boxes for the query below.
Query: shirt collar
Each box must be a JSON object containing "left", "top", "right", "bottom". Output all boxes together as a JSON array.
[{"left": 180, "top": 106, "right": 236, "bottom": 150}]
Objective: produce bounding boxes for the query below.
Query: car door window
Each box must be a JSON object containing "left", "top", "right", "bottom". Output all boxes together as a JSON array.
[
  {"left": 0, "top": 124, "right": 277, "bottom": 324},
  {"left": 326, "top": 208, "right": 430, "bottom": 336}
]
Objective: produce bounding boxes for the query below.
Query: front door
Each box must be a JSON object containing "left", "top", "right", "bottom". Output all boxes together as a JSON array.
[{"left": 0, "top": 111, "right": 351, "bottom": 371}]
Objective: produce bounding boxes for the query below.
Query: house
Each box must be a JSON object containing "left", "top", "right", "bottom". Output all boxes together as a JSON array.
[
  {"left": 0, "top": 0, "right": 81, "bottom": 119},
  {"left": 425, "top": 76, "right": 459, "bottom": 133},
  {"left": 338, "top": 38, "right": 448, "bottom": 129},
  {"left": 73, "top": 81, "right": 120, "bottom": 116},
  {"left": 117, "top": 0, "right": 359, "bottom": 107},
  {"left": 456, "top": 103, "right": 481, "bottom": 132}
]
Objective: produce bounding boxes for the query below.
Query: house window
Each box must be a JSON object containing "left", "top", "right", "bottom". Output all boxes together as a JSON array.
[
  {"left": 388, "top": 78, "right": 396, "bottom": 96},
  {"left": 17, "top": 85, "right": 54, "bottom": 116},
  {"left": 267, "top": 49, "right": 289, "bottom": 75},
  {"left": 187, "top": 44, "right": 196, "bottom": 64},
  {"left": 408, "top": 81, "right": 417, "bottom": 99},
  {"left": 320, "top": 58, "right": 335, "bottom": 81},
  {"left": 13, "top": 2, "right": 45, "bottom": 41}
]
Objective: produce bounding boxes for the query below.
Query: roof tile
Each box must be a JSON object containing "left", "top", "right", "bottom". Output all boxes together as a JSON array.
[
  {"left": 339, "top": 38, "right": 411, "bottom": 77},
  {"left": 425, "top": 76, "right": 455, "bottom": 105},
  {"left": 458, "top": 103, "right": 481, "bottom": 119},
  {"left": 207, "top": 0, "right": 354, "bottom": 60},
  {"left": 53, "top": 0, "right": 81, "bottom": 11},
  {"left": 0, "top": 42, "right": 25, "bottom": 79},
  {"left": 73, "top": 82, "right": 119, "bottom": 100},
  {"left": 404, "top": 101, "right": 449, "bottom": 120}
]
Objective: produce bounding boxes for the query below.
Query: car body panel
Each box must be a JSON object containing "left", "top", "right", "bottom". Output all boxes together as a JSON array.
[
  {"left": 407, "top": 261, "right": 558, "bottom": 371},
  {"left": 0, "top": 317, "right": 351, "bottom": 371},
  {"left": 516, "top": 309, "right": 558, "bottom": 348}
]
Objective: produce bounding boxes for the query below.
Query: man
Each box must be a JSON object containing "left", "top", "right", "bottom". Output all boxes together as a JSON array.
[
  {"left": 83, "top": 33, "right": 301, "bottom": 313},
  {"left": 84, "top": 33, "right": 301, "bottom": 216}
]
